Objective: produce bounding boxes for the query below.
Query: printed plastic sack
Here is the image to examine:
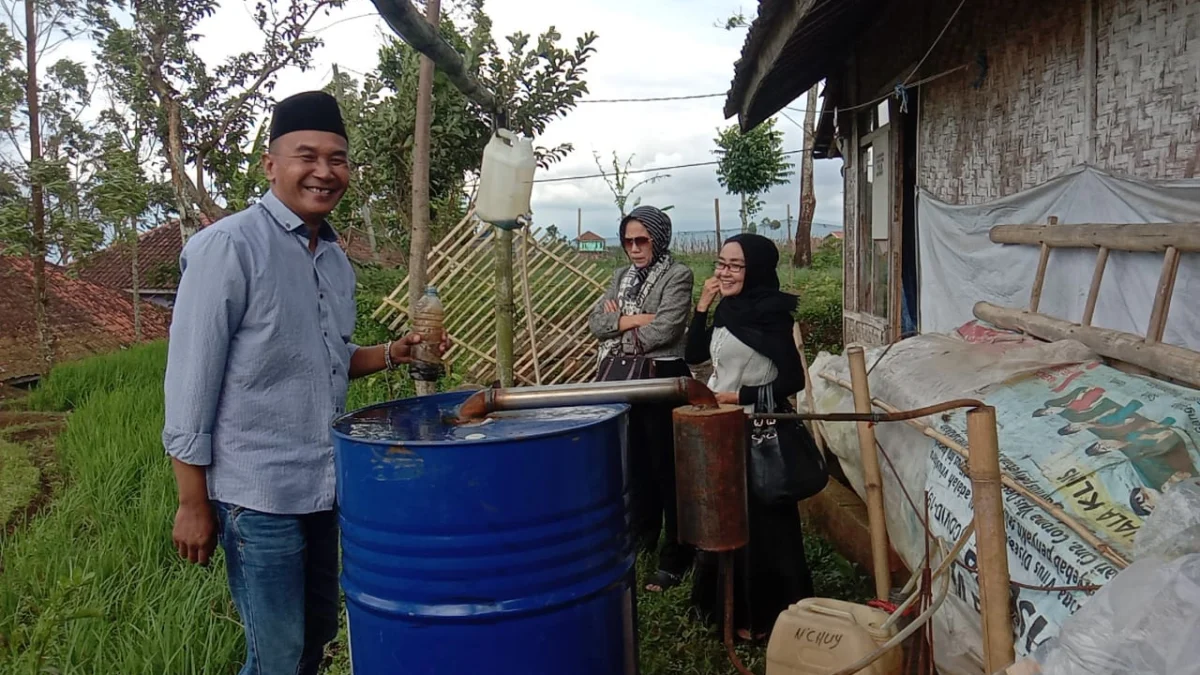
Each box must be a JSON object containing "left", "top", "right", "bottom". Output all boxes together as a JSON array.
[
  {"left": 1133, "top": 477, "right": 1200, "bottom": 561},
  {"left": 1032, "top": 553, "right": 1200, "bottom": 675}
]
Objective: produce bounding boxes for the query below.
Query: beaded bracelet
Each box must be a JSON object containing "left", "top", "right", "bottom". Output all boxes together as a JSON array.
[{"left": 383, "top": 340, "right": 396, "bottom": 370}]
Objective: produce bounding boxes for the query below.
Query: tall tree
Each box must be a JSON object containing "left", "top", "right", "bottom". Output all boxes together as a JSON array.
[
  {"left": 592, "top": 150, "right": 669, "bottom": 218},
  {"left": 24, "top": 0, "right": 47, "bottom": 369},
  {"left": 794, "top": 86, "right": 818, "bottom": 267},
  {"left": 0, "top": 0, "right": 92, "bottom": 371},
  {"left": 713, "top": 118, "right": 793, "bottom": 232},
  {"left": 38, "top": 57, "right": 104, "bottom": 265},
  {"left": 328, "top": 5, "right": 597, "bottom": 250},
  {"left": 89, "top": 111, "right": 169, "bottom": 341},
  {"left": 90, "top": 0, "right": 346, "bottom": 241}
]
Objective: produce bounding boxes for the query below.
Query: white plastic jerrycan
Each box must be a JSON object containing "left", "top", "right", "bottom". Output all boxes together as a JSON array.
[{"left": 476, "top": 128, "right": 536, "bottom": 229}]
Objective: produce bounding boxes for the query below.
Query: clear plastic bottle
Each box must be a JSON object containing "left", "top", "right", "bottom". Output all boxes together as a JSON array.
[{"left": 410, "top": 285, "right": 445, "bottom": 382}]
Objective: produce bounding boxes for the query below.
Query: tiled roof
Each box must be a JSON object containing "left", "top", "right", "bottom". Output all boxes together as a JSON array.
[
  {"left": 576, "top": 230, "right": 606, "bottom": 242},
  {"left": 339, "top": 227, "right": 407, "bottom": 268},
  {"left": 78, "top": 217, "right": 405, "bottom": 292},
  {"left": 0, "top": 255, "right": 171, "bottom": 382},
  {"left": 76, "top": 220, "right": 206, "bottom": 292}
]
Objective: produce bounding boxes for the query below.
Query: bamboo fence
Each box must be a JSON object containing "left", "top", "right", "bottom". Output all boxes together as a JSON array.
[{"left": 373, "top": 212, "right": 610, "bottom": 386}]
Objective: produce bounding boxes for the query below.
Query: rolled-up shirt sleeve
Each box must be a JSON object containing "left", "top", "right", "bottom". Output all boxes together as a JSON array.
[{"left": 162, "top": 230, "right": 248, "bottom": 466}]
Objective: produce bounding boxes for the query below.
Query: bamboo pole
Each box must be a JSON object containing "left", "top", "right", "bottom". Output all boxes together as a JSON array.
[
  {"left": 793, "top": 323, "right": 826, "bottom": 453},
  {"left": 519, "top": 227, "right": 542, "bottom": 384},
  {"left": 1028, "top": 216, "right": 1057, "bottom": 313},
  {"left": 409, "top": 0, "right": 441, "bottom": 397},
  {"left": 967, "top": 406, "right": 1016, "bottom": 672},
  {"left": 495, "top": 226, "right": 515, "bottom": 386},
  {"left": 847, "top": 346, "right": 892, "bottom": 600},
  {"left": 369, "top": 0, "right": 499, "bottom": 112},
  {"left": 974, "top": 301, "right": 1200, "bottom": 389},
  {"left": 1146, "top": 245, "right": 1180, "bottom": 345},
  {"left": 1081, "top": 246, "right": 1109, "bottom": 326},
  {"left": 817, "top": 371, "right": 1130, "bottom": 569},
  {"left": 991, "top": 222, "right": 1200, "bottom": 252}
]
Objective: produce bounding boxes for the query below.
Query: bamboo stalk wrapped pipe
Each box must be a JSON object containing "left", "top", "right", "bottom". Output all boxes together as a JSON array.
[
  {"left": 847, "top": 345, "right": 892, "bottom": 601},
  {"left": 818, "top": 371, "right": 1130, "bottom": 569},
  {"left": 967, "top": 406, "right": 1016, "bottom": 672}
]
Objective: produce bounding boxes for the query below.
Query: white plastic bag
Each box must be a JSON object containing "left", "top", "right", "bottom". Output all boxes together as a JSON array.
[
  {"left": 1133, "top": 477, "right": 1200, "bottom": 561},
  {"left": 1034, "top": 553, "right": 1200, "bottom": 675}
]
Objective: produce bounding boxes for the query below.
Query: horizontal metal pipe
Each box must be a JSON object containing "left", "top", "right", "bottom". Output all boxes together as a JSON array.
[{"left": 456, "top": 377, "right": 717, "bottom": 420}]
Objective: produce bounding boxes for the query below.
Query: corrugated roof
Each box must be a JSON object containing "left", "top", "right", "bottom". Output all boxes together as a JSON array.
[
  {"left": 0, "top": 255, "right": 171, "bottom": 382},
  {"left": 725, "top": 0, "right": 885, "bottom": 132}
]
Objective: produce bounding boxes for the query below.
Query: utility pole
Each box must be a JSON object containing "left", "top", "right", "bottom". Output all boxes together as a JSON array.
[
  {"left": 713, "top": 197, "right": 721, "bottom": 249},
  {"left": 410, "top": 0, "right": 441, "bottom": 395},
  {"left": 786, "top": 203, "right": 793, "bottom": 251}
]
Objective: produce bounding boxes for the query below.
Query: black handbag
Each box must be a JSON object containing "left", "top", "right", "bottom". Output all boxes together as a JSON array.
[
  {"left": 597, "top": 329, "right": 657, "bottom": 381},
  {"left": 747, "top": 384, "right": 829, "bottom": 504}
]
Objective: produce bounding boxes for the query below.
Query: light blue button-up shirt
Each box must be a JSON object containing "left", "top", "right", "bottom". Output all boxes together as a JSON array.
[{"left": 162, "top": 190, "right": 358, "bottom": 514}]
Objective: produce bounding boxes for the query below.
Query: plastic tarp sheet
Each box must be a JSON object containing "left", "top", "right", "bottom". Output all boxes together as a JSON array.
[
  {"left": 808, "top": 322, "right": 1200, "bottom": 674},
  {"left": 917, "top": 165, "right": 1200, "bottom": 349},
  {"left": 1019, "top": 479, "right": 1200, "bottom": 674}
]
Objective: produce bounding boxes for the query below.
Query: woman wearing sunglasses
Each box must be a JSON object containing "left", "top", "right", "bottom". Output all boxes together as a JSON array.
[
  {"left": 685, "top": 232, "right": 815, "bottom": 642},
  {"left": 588, "top": 205, "right": 695, "bottom": 593}
]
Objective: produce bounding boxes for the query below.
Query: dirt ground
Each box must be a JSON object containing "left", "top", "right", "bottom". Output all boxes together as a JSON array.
[{"left": 0, "top": 408, "right": 65, "bottom": 535}]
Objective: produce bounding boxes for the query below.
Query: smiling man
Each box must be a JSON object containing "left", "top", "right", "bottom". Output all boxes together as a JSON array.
[{"left": 162, "top": 91, "right": 445, "bottom": 675}]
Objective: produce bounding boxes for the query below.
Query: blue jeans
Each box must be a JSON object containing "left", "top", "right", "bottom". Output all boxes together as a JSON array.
[{"left": 214, "top": 502, "right": 340, "bottom": 675}]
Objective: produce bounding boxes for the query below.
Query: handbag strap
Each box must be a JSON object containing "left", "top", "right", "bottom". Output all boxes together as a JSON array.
[{"left": 627, "top": 328, "right": 646, "bottom": 356}]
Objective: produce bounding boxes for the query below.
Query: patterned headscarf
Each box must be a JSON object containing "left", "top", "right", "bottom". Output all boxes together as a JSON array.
[
  {"left": 620, "top": 206, "right": 673, "bottom": 301},
  {"left": 597, "top": 206, "right": 675, "bottom": 360}
]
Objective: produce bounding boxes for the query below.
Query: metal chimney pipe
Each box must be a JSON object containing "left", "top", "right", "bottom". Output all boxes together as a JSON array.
[{"left": 456, "top": 377, "right": 717, "bottom": 421}]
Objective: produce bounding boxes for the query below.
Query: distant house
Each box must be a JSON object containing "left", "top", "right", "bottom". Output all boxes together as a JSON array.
[
  {"left": 75, "top": 221, "right": 203, "bottom": 309},
  {"left": 575, "top": 230, "right": 607, "bottom": 255},
  {"left": 0, "top": 255, "right": 171, "bottom": 385}
]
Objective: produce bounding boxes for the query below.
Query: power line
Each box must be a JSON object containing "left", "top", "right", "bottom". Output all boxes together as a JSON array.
[
  {"left": 313, "top": 12, "right": 383, "bottom": 34},
  {"left": 903, "top": 0, "right": 968, "bottom": 86},
  {"left": 532, "top": 148, "right": 808, "bottom": 184},
  {"left": 577, "top": 92, "right": 725, "bottom": 103}
]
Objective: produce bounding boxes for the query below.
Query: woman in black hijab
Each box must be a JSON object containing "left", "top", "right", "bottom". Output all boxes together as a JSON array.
[{"left": 684, "top": 233, "right": 815, "bottom": 641}]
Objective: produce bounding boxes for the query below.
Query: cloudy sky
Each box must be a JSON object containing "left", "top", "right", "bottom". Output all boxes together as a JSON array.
[{"left": 85, "top": 0, "right": 847, "bottom": 240}]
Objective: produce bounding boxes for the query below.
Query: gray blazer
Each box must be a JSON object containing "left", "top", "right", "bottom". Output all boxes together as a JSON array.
[{"left": 588, "top": 261, "right": 694, "bottom": 360}]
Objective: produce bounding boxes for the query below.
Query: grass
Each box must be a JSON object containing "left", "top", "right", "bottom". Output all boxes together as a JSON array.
[
  {"left": 0, "top": 440, "right": 39, "bottom": 531},
  {"left": 0, "top": 344, "right": 242, "bottom": 674},
  {"left": 0, "top": 247, "right": 862, "bottom": 674}
]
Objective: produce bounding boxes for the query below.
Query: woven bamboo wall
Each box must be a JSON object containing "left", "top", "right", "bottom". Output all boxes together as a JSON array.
[
  {"left": 846, "top": 0, "right": 1200, "bottom": 204},
  {"left": 1095, "top": 0, "right": 1200, "bottom": 179}
]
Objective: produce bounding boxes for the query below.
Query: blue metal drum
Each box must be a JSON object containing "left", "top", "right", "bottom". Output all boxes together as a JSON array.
[{"left": 331, "top": 390, "right": 637, "bottom": 674}]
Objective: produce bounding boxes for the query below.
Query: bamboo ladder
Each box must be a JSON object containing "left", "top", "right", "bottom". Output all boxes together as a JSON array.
[{"left": 976, "top": 219, "right": 1200, "bottom": 388}]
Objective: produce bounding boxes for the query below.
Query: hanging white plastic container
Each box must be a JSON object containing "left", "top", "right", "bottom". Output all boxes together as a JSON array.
[{"left": 476, "top": 129, "right": 536, "bottom": 230}]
